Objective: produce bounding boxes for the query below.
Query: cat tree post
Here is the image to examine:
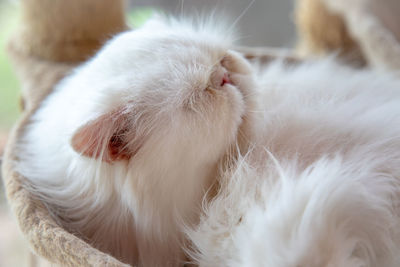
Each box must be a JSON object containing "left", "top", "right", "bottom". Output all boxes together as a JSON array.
[
  {"left": 8, "top": 0, "right": 128, "bottom": 110},
  {"left": 15, "top": 0, "right": 127, "bottom": 62},
  {"left": 3, "top": 0, "right": 131, "bottom": 266}
]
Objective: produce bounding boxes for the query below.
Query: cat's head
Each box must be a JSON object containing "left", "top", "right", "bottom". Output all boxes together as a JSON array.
[{"left": 69, "top": 16, "right": 256, "bottom": 164}]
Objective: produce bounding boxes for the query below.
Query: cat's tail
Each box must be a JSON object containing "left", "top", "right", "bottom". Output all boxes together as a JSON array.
[{"left": 187, "top": 151, "right": 400, "bottom": 267}]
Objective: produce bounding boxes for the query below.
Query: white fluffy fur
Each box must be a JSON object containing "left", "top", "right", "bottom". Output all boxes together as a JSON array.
[
  {"left": 17, "top": 17, "right": 256, "bottom": 266},
  {"left": 187, "top": 60, "right": 400, "bottom": 267},
  {"left": 17, "top": 14, "right": 400, "bottom": 267}
]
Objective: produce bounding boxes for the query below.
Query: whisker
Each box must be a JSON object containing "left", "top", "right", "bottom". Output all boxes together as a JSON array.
[
  {"left": 241, "top": 90, "right": 259, "bottom": 97},
  {"left": 181, "top": 0, "right": 185, "bottom": 17},
  {"left": 231, "top": 34, "right": 252, "bottom": 45},
  {"left": 247, "top": 109, "right": 265, "bottom": 113},
  {"left": 237, "top": 127, "right": 254, "bottom": 149},
  {"left": 241, "top": 91, "right": 262, "bottom": 101},
  {"left": 228, "top": 0, "right": 256, "bottom": 33}
]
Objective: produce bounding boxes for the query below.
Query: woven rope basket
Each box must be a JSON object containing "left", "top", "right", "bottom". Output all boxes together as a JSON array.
[
  {"left": 3, "top": 119, "right": 130, "bottom": 267},
  {"left": 2, "top": 0, "right": 400, "bottom": 266}
]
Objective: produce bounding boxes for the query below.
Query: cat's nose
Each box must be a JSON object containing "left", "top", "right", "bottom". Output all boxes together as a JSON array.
[
  {"left": 211, "top": 67, "right": 232, "bottom": 89},
  {"left": 221, "top": 72, "right": 232, "bottom": 86}
]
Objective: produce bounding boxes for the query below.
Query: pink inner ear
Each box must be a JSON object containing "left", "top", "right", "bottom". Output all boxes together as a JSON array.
[
  {"left": 108, "top": 129, "right": 131, "bottom": 161},
  {"left": 71, "top": 109, "right": 134, "bottom": 162}
]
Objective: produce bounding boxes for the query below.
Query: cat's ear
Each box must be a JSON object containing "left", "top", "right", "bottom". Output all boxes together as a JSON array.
[{"left": 71, "top": 108, "right": 142, "bottom": 162}]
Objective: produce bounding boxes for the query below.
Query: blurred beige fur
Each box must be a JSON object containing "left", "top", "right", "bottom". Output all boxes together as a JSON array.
[{"left": 296, "top": 0, "right": 400, "bottom": 70}]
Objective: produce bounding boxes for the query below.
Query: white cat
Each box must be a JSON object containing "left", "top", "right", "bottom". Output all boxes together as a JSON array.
[
  {"left": 17, "top": 17, "right": 257, "bottom": 266},
  {"left": 18, "top": 14, "right": 400, "bottom": 267},
  {"left": 188, "top": 60, "right": 400, "bottom": 267}
]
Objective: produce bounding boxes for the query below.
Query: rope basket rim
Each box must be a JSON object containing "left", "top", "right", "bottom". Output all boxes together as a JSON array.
[{"left": 1, "top": 80, "right": 131, "bottom": 267}]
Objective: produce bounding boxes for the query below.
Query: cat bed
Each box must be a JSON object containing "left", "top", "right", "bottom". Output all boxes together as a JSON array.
[
  {"left": 296, "top": 0, "right": 400, "bottom": 70},
  {"left": 2, "top": 0, "right": 399, "bottom": 266}
]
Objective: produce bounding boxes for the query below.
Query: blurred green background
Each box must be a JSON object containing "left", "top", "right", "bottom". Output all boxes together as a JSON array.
[{"left": 0, "top": 2, "right": 19, "bottom": 131}]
